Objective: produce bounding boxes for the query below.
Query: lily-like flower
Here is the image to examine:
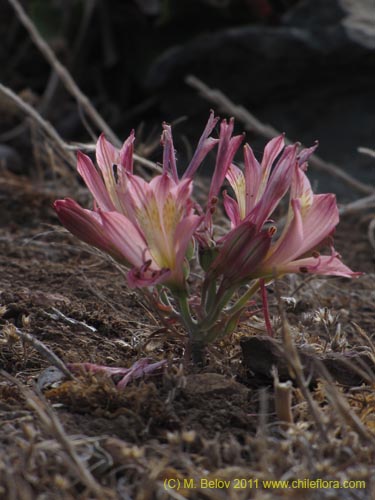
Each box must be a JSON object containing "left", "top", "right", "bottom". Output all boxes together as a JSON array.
[
  {"left": 55, "top": 126, "right": 205, "bottom": 290},
  {"left": 207, "top": 220, "right": 272, "bottom": 287},
  {"left": 216, "top": 138, "right": 358, "bottom": 280},
  {"left": 224, "top": 135, "right": 297, "bottom": 229},
  {"left": 257, "top": 161, "right": 360, "bottom": 279}
]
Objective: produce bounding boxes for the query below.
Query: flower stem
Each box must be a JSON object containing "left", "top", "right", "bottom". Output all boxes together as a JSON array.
[{"left": 226, "top": 280, "right": 260, "bottom": 316}]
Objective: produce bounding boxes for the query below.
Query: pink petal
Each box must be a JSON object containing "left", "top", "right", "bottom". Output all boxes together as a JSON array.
[
  {"left": 77, "top": 151, "right": 115, "bottom": 211},
  {"left": 54, "top": 198, "right": 125, "bottom": 262},
  {"left": 122, "top": 172, "right": 152, "bottom": 222},
  {"left": 99, "top": 211, "right": 149, "bottom": 268},
  {"left": 223, "top": 191, "right": 241, "bottom": 227},
  {"left": 119, "top": 130, "right": 135, "bottom": 173},
  {"left": 250, "top": 144, "right": 297, "bottom": 228},
  {"left": 225, "top": 164, "right": 246, "bottom": 219},
  {"left": 149, "top": 172, "right": 175, "bottom": 206},
  {"left": 127, "top": 264, "right": 171, "bottom": 288},
  {"left": 96, "top": 134, "right": 119, "bottom": 193},
  {"left": 174, "top": 214, "right": 203, "bottom": 267},
  {"left": 265, "top": 198, "right": 304, "bottom": 266},
  {"left": 260, "top": 134, "right": 285, "bottom": 182},
  {"left": 117, "top": 358, "right": 167, "bottom": 389},
  {"left": 183, "top": 110, "right": 220, "bottom": 179},
  {"left": 209, "top": 118, "right": 244, "bottom": 199},
  {"left": 161, "top": 123, "right": 179, "bottom": 182},
  {"left": 297, "top": 141, "right": 318, "bottom": 169},
  {"left": 298, "top": 194, "right": 339, "bottom": 254},
  {"left": 174, "top": 177, "right": 194, "bottom": 206},
  {"left": 243, "top": 144, "right": 262, "bottom": 212},
  {"left": 291, "top": 161, "right": 313, "bottom": 203},
  {"left": 282, "top": 254, "right": 361, "bottom": 278},
  {"left": 209, "top": 221, "right": 271, "bottom": 284},
  {"left": 67, "top": 358, "right": 167, "bottom": 389}
]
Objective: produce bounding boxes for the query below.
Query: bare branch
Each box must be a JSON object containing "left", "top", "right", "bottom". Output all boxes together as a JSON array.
[
  {"left": 8, "top": 0, "right": 120, "bottom": 147},
  {"left": 339, "top": 193, "right": 375, "bottom": 215},
  {"left": 0, "top": 83, "right": 75, "bottom": 166},
  {"left": 358, "top": 146, "right": 375, "bottom": 159},
  {"left": 14, "top": 327, "right": 74, "bottom": 381}
]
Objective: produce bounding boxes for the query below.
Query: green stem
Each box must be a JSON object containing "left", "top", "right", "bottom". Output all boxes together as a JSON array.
[
  {"left": 203, "top": 278, "right": 218, "bottom": 315},
  {"left": 175, "top": 293, "right": 196, "bottom": 330},
  {"left": 225, "top": 280, "right": 260, "bottom": 316},
  {"left": 175, "top": 293, "right": 207, "bottom": 365},
  {"left": 197, "top": 284, "right": 235, "bottom": 332}
]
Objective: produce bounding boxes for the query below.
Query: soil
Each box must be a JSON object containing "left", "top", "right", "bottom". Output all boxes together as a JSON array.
[{"left": 0, "top": 164, "right": 374, "bottom": 500}]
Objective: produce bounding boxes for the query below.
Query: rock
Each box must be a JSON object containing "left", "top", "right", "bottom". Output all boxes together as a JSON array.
[
  {"left": 184, "top": 373, "right": 249, "bottom": 397},
  {"left": 240, "top": 336, "right": 375, "bottom": 387},
  {"left": 284, "top": 0, "right": 375, "bottom": 50},
  {"left": 340, "top": 0, "right": 375, "bottom": 49}
]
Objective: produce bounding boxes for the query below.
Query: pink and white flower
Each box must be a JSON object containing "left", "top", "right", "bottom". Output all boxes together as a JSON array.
[
  {"left": 212, "top": 138, "right": 358, "bottom": 281},
  {"left": 55, "top": 126, "right": 204, "bottom": 289}
]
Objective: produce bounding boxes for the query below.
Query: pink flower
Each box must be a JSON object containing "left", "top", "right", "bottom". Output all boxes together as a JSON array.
[
  {"left": 223, "top": 135, "right": 296, "bottom": 229},
  {"left": 207, "top": 221, "right": 271, "bottom": 287},
  {"left": 55, "top": 128, "right": 203, "bottom": 289},
  {"left": 214, "top": 139, "right": 359, "bottom": 280},
  {"left": 257, "top": 162, "right": 360, "bottom": 279}
]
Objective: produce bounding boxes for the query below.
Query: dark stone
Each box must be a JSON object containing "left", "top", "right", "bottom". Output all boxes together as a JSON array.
[{"left": 240, "top": 336, "right": 375, "bottom": 387}]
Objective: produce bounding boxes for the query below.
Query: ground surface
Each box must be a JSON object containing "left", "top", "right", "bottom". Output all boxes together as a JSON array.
[{"left": 0, "top": 164, "right": 374, "bottom": 500}]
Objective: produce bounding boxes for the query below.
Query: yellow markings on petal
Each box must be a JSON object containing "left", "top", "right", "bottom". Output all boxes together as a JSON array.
[
  {"left": 136, "top": 194, "right": 166, "bottom": 267},
  {"left": 136, "top": 192, "right": 184, "bottom": 270},
  {"left": 299, "top": 191, "right": 313, "bottom": 218},
  {"left": 227, "top": 166, "right": 247, "bottom": 220},
  {"left": 163, "top": 194, "right": 180, "bottom": 236}
]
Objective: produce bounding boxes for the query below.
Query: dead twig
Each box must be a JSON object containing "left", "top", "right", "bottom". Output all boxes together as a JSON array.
[
  {"left": 339, "top": 194, "right": 375, "bottom": 215},
  {"left": 0, "top": 82, "right": 161, "bottom": 175},
  {"left": 0, "top": 83, "right": 76, "bottom": 166},
  {"left": 14, "top": 327, "right": 75, "bottom": 380},
  {"left": 6, "top": 0, "right": 160, "bottom": 174},
  {"left": 358, "top": 146, "right": 375, "bottom": 159},
  {"left": 186, "top": 75, "right": 374, "bottom": 196},
  {"left": 274, "top": 278, "right": 328, "bottom": 440},
  {"left": 8, "top": 0, "right": 120, "bottom": 147},
  {"left": 313, "top": 360, "right": 375, "bottom": 444}
]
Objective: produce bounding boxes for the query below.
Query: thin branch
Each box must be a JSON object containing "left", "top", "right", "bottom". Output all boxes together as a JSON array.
[
  {"left": 8, "top": 0, "right": 121, "bottom": 147},
  {"left": 0, "top": 83, "right": 75, "bottom": 166},
  {"left": 0, "top": 82, "right": 161, "bottom": 174},
  {"left": 339, "top": 193, "right": 375, "bottom": 215},
  {"left": 14, "top": 327, "right": 75, "bottom": 380},
  {"left": 186, "top": 75, "right": 374, "bottom": 196},
  {"left": 358, "top": 146, "right": 375, "bottom": 159},
  {"left": 313, "top": 360, "right": 375, "bottom": 443},
  {"left": 274, "top": 278, "right": 328, "bottom": 441}
]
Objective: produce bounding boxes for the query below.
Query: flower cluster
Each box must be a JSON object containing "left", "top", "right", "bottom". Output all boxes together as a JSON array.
[{"left": 55, "top": 112, "right": 358, "bottom": 363}]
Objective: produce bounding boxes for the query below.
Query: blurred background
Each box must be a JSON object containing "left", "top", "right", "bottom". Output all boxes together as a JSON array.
[{"left": 1, "top": 0, "right": 374, "bottom": 199}]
